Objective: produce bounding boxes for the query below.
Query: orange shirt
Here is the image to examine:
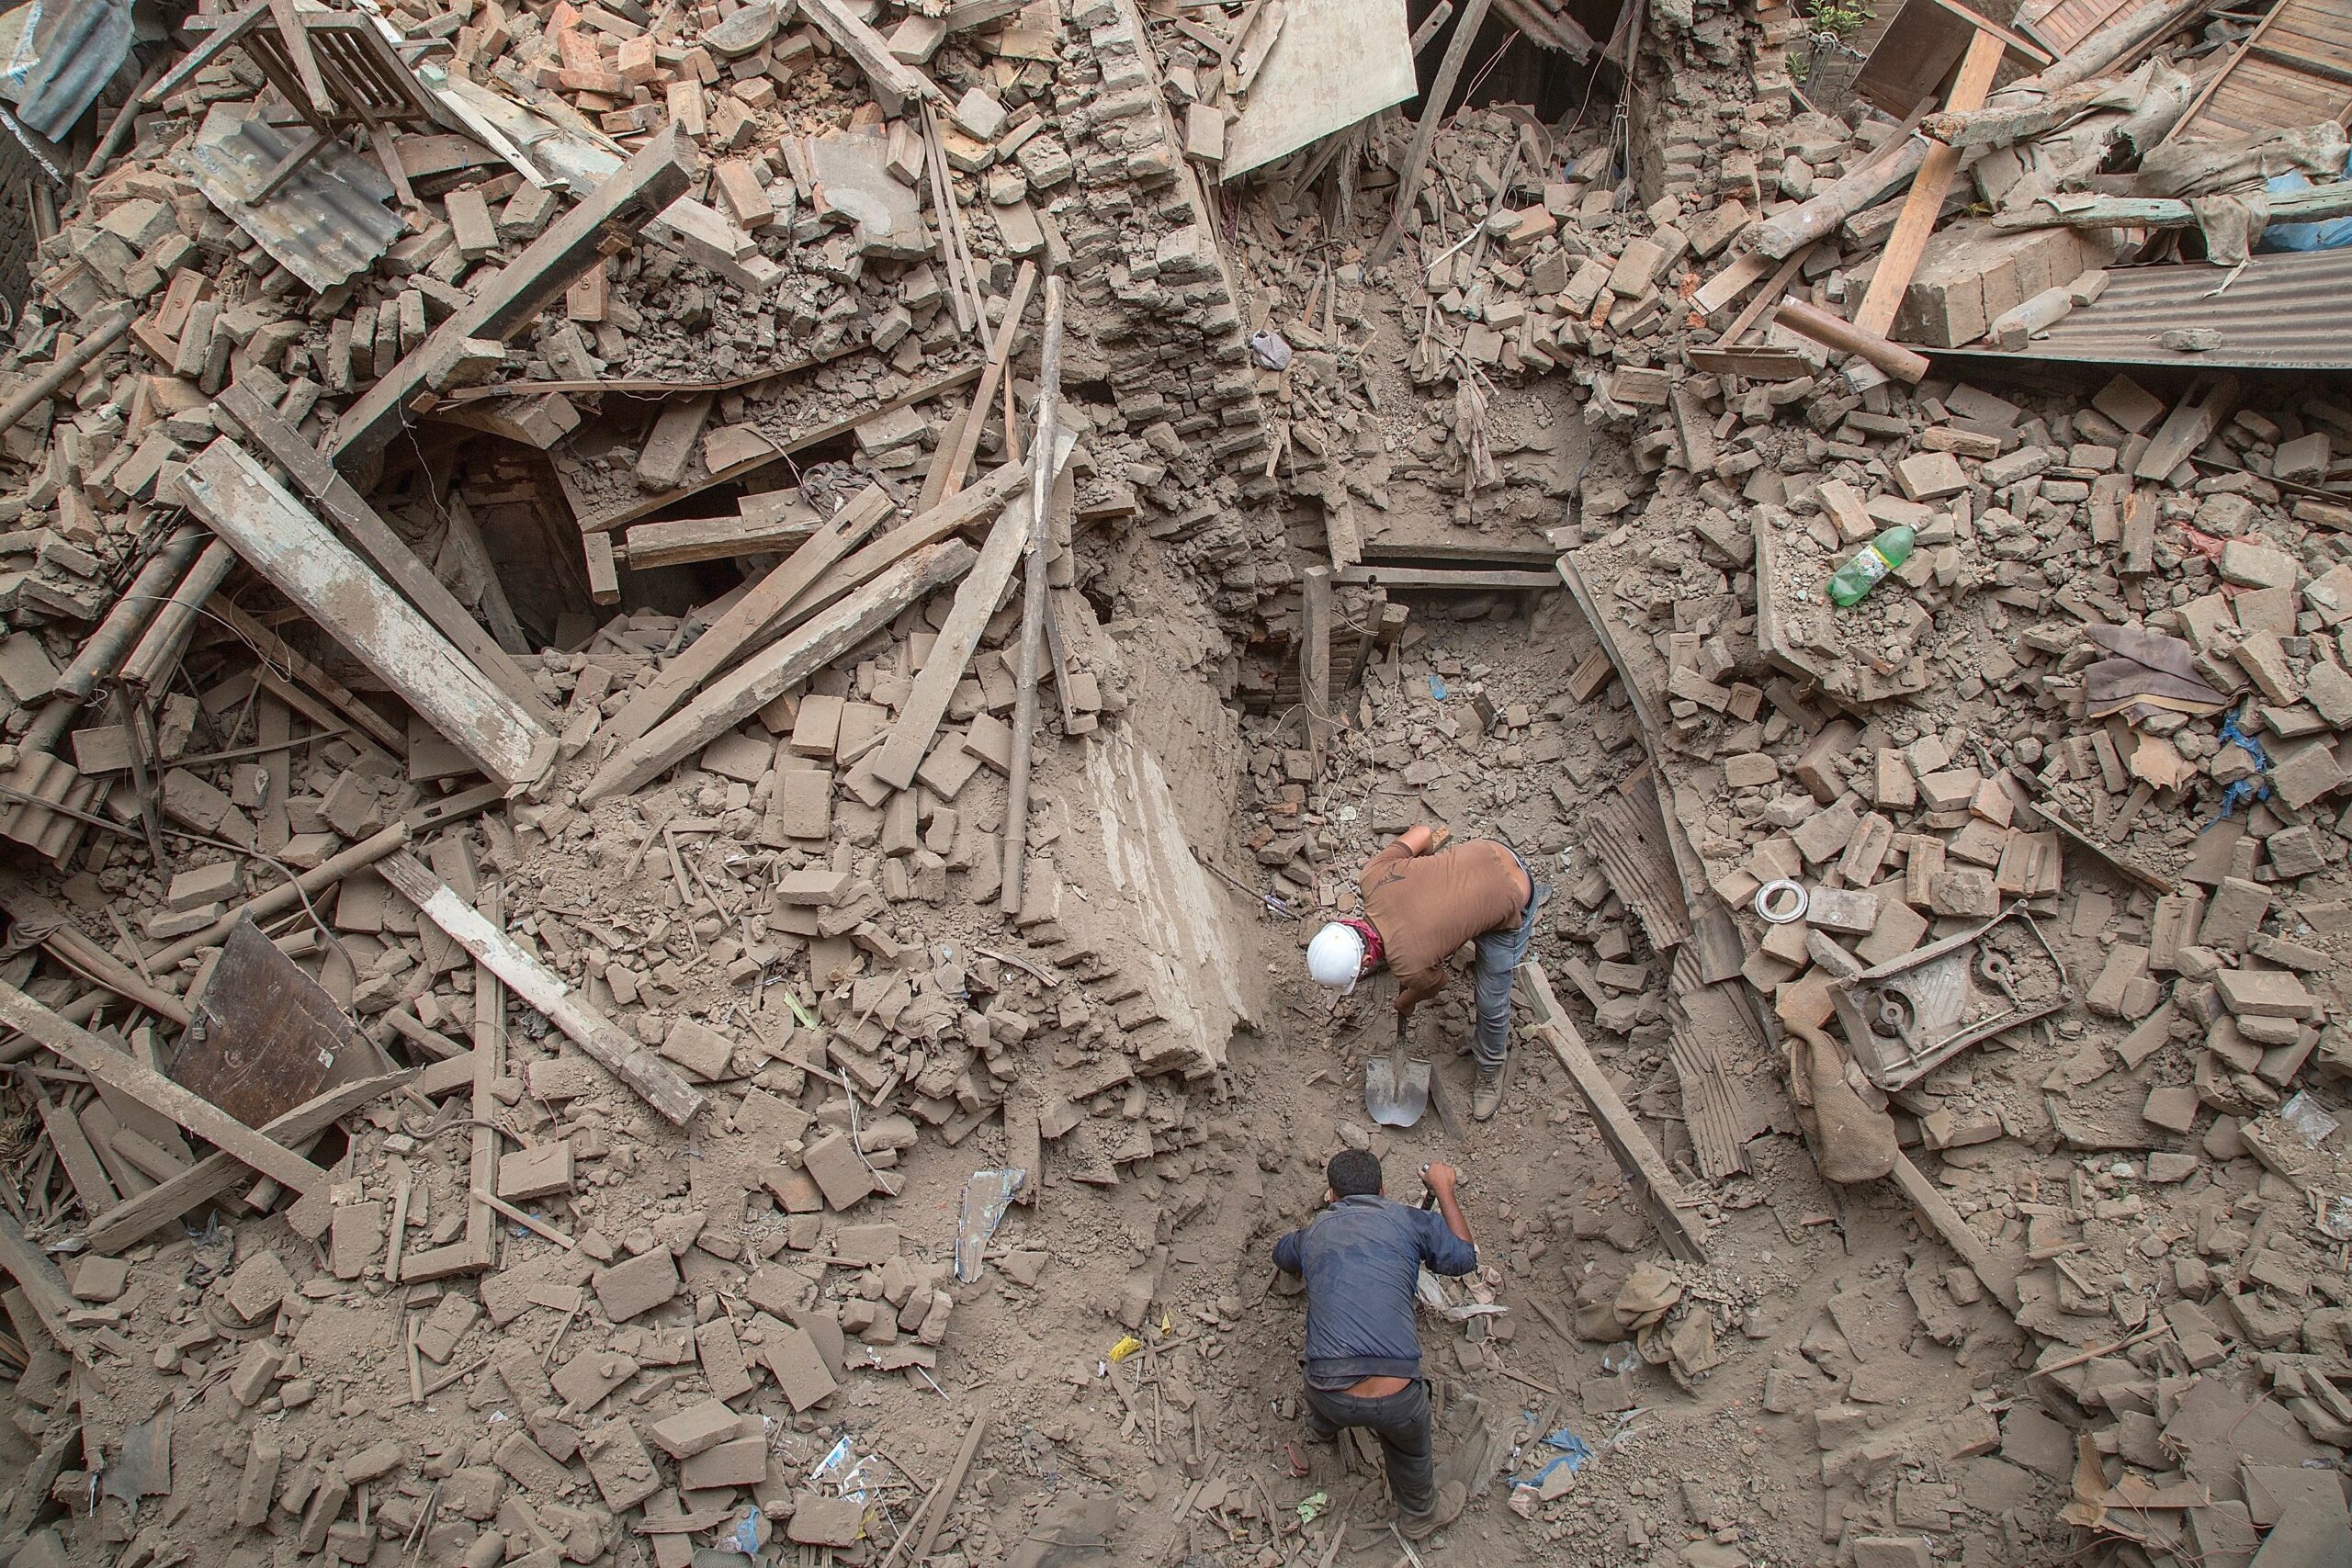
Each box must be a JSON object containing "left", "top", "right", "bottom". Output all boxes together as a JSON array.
[{"left": 1359, "top": 839, "right": 1532, "bottom": 1013}]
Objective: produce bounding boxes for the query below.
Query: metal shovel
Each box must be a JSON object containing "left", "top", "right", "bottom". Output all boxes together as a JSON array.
[{"left": 1365, "top": 1011, "right": 1431, "bottom": 1128}]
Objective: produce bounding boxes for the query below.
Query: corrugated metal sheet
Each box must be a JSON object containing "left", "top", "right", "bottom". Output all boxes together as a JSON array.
[
  {"left": 1938, "top": 249, "right": 2352, "bottom": 370},
  {"left": 2166, "top": 0, "right": 2352, "bottom": 145},
  {"left": 0, "top": 0, "right": 130, "bottom": 139},
  {"left": 180, "top": 105, "right": 401, "bottom": 292}
]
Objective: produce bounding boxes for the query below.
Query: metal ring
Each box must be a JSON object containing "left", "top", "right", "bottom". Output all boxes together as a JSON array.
[{"left": 1755, "top": 879, "right": 1808, "bottom": 924}]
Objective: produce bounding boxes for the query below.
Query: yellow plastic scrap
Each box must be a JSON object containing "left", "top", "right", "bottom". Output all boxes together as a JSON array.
[{"left": 1108, "top": 1335, "right": 1144, "bottom": 1364}]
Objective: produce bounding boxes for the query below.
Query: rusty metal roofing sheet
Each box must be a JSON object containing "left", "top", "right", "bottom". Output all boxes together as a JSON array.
[
  {"left": 180, "top": 105, "right": 401, "bottom": 292},
  {"left": 0, "top": 0, "right": 130, "bottom": 140},
  {"left": 1934, "top": 249, "right": 2352, "bottom": 371}
]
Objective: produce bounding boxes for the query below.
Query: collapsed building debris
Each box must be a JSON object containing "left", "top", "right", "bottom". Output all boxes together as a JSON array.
[{"left": 0, "top": 0, "right": 2347, "bottom": 1562}]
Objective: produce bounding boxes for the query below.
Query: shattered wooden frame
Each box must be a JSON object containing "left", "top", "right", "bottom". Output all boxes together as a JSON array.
[{"left": 148, "top": 4, "right": 443, "bottom": 206}]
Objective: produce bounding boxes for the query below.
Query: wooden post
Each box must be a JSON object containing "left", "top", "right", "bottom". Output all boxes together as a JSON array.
[
  {"left": 176, "top": 438, "right": 559, "bottom": 787},
  {"left": 1369, "top": 0, "right": 1497, "bottom": 267},
  {"left": 935, "top": 262, "right": 1036, "bottom": 501},
  {"left": 331, "top": 129, "right": 696, "bottom": 464},
  {"left": 1301, "top": 565, "right": 1333, "bottom": 772},
  {"left": 1772, "top": 299, "right": 1932, "bottom": 384},
  {"left": 1853, "top": 29, "right": 2007, "bottom": 338},
  {"left": 1001, "top": 278, "right": 1066, "bottom": 919},
  {"left": 55, "top": 526, "right": 207, "bottom": 699},
  {"left": 0, "top": 307, "right": 130, "bottom": 434}
]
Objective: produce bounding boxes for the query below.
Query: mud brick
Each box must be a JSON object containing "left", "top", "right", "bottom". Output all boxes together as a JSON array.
[
  {"left": 648, "top": 1399, "right": 741, "bottom": 1460},
  {"left": 2214, "top": 966, "right": 2316, "bottom": 1019},
  {"left": 1805, "top": 886, "right": 1879, "bottom": 935},
  {"left": 1928, "top": 867, "right": 1998, "bottom": 919},
  {"left": 660, "top": 1018, "right": 739, "bottom": 1081},
  {"left": 1854, "top": 1538, "right": 1931, "bottom": 1568},
  {"left": 2304, "top": 660, "right": 2352, "bottom": 728},
  {"left": 2149, "top": 892, "right": 2202, "bottom": 972},
  {"left": 1839, "top": 813, "right": 1895, "bottom": 884},
  {"left": 1916, "top": 768, "right": 1979, "bottom": 812},
  {"left": 593, "top": 1247, "right": 681, "bottom": 1322},
  {"left": 769, "top": 767, "right": 832, "bottom": 840},
  {"left": 331, "top": 1200, "right": 382, "bottom": 1280},
  {"left": 2235, "top": 632, "right": 2301, "bottom": 705},
  {"left": 2269, "top": 739, "right": 2344, "bottom": 810},
  {"left": 229, "top": 1339, "right": 282, "bottom": 1404},
  {"left": 499, "top": 1143, "right": 575, "bottom": 1201},
  {"left": 70, "top": 1255, "right": 129, "bottom": 1303},
  {"left": 227, "top": 1248, "right": 296, "bottom": 1323},
  {"left": 832, "top": 1223, "right": 900, "bottom": 1266},
  {"left": 800, "top": 1133, "right": 876, "bottom": 1210},
  {"left": 415, "top": 1293, "right": 480, "bottom": 1362},
  {"left": 1793, "top": 718, "right": 1860, "bottom": 803},
  {"left": 675, "top": 1432, "right": 765, "bottom": 1490},
  {"left": 1894, "top": 451, "right": 1969, "bottom": 502},
  {"left": 580, "top": 1419, "right": 661, "bottom": 1513},
  {"left": 1992, "top": 829, "right": 2059, "bottom": 897},
  {"left": 761, "top": 1322, "right": 838, "bottom": 1410},
  {"left": 1792, "top": 799, "right": 1860, "bottom": 865},
  {"left": 2086, "top": 943, "right": 2149, "bottom": 1019},
  {"left": 1857, "top": 899, "right": 1928, "bottom": 967},
  {"left": 235, "top": 1428, "right": 283, "bottom": 1526},
  {"left": 789, "top": 693, "right": 844, "bottom": 755},
  {"left": 1873, "top": 749, "right": 1917, "bottom": 809},
  {"left": 2143, "top": 1084, "right": 2200, "bottom": 1134},
  {"left": 695, "top": 1316, "right": 756, "bottom": 1400},
  {"left": 788, "top": 1495, "right": 865, "bottom": 1547},
  {"left": 552, "top": 1348, "right": 639, "bottom": 1412},
  {"left": 776, "top": 868, "right": 855, "bottom": 906},
  {"left": 2197, "top": 876, "right": 2272, "bottom": 950},
  {"left": 1723, "top": 751, "right": 1779, "bottom": 788},
  {"left": 494, "top": 1431, "right": 573, "bottom": 1494},
  {"left": 917, "top": 733, "right": 982, "bottom": 798}
]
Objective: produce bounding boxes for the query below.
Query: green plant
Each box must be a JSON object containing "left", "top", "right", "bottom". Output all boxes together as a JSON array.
[{"left": 1804, "top": 0, "right": 1875, "bottom": 39}]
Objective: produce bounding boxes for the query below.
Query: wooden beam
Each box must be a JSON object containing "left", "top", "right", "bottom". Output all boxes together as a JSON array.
[
  {"left": 869, "top": 443, "right": 1069, "bottom": 795},
  {"left": 332, "top": 128, "right": 696, "bottom": 465},
  {"left": 25, "top": 1070, "right": 119, "bottom": 1215},
  {"left": 1515, "top": 962, "right": 1711, "bottom": 1262},
  {"left": 209, "top": 598, "right": 411, "bottom": 758},
  {"left": 1334, "top": 565, "right": 1558, "bottom": 589},
  {"left": 604, "top": 486, "right": 895, "bottom": 748},
  {"left": 177, "top": 438, "right": 559, "bottom": 787},
  {"left": 143, "top": 823, "right": 412, "bottom": 972},
  {"left": 1300, "top": 565, "right": 1333, "bottom": 761},
  {"left": 1889, "top": 1151, "right": 2020, "bottom": 1310},
  {"left": 1854, "top": 28, "right": 2007, "bottom": 338},
  {"left": 2134, "top": 373, "right": 2242, "bottom": 482},
  {"left": 217, "top": 381, "right": 552, "bottom": 723},
  {"left": 936, "top": 262, "right": 1037, "bottom": 501},
  {"left": 376, "top": 853, "right": 707, "bottom": 1126},
  {"left": 999, "top": 279, "right": 1066, "bottom": 918},
  {"left": 0, "top": 980, "right": 329, "bottom": 1193},
  {"left": 581, "top": 542, "right": 977, "bottom": 805},
  {"left": 1369, "top": 0, "right": 1497, "bottom": 266},
  {"left": 82, "top": 1070, "right": 410, "bottom": 1254},
  {"left": 798, "top": 0, "right": 943, "bottom": 111},
  {"left": 0, "top": 1212, "right": 82, "bottom": 1355},
  {"left": 620, "top": 512, "right": 816, "bottom": 570},
  {"left": 1773, "top": 298, "right": 1932, "bottom": 384}
]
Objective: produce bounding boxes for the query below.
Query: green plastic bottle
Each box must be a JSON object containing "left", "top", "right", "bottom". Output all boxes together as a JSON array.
[{"left": 1826, "top": 525, "right": 1916, "bottom": 607}]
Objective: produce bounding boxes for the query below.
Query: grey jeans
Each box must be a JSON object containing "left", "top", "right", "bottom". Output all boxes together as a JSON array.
[
  {"left": 1470, "top": 848, "right": 1545, "bottom": 1068},
  {"left": 1304, "top": 1379, "right": 1437, "bottom": 1515}
]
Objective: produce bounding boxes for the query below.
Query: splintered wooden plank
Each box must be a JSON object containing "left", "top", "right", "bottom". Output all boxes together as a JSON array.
[
  {"left": 581, "top": 541, "right": 977, "bottom": 805},
  {"left": 865, "top": 438, "right": 1071, "bottom": 793},
  {"left": 1514, "top": 963, "right": 1710, "bottom": 1261},
  {"left": 604, "top": 486, "right": 894, "bottom": 748},
  {"left": 0, "top": 980, "right": 330, "bottom": 1194},
  {"left": 177, "top": 437, "right": 558, "bottom": 787},
  {"left": 0, "top": 1212, "right": 82, "bottom": 1352},
  {"left": 376, "top": 853, "right": 707, "bottom": 1126},
  {"left": 82, "top": 1071, "right": 411, "bottom": 1254}
]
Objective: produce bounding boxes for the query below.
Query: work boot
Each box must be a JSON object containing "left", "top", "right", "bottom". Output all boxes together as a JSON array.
[
  {"left": 1399, "top": 1481, "right": 1466, "bottom": 1540},
  {"left": 1472, "top": 1060, "right": 1507, "bottom": 1121}
]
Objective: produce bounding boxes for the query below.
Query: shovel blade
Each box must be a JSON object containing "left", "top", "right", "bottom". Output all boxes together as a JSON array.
[{"left": 1365, "top": 1055, "right": 1432, "bottom": 1128}]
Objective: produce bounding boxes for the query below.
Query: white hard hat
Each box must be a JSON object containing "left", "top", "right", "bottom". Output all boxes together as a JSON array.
[{"left": 1306, "top": 923, "right": 1366, "bottom": 992}]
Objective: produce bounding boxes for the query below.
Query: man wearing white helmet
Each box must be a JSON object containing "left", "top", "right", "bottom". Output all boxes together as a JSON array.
[{"left": 1306, "top": 824, "right": 1544, "bottom": 1121}]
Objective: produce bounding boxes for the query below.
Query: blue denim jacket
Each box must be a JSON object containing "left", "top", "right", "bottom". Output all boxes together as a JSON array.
[{"left": 1272, "top": 1194, "right": 1479, "bottom": 1388}]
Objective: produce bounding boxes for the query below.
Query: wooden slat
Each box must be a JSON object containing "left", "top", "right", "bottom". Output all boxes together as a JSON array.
[
  {"left": 0, "top": 981, "right": 330, "bottom": 1193},
  {"left": 1854, "top": 28, "right": 2009, "bottom": 339}
]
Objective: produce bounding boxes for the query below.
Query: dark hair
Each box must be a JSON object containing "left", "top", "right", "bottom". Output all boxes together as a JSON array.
[{"left": 1327, "top": 1149, "right": 1383, "bottom": 1198}]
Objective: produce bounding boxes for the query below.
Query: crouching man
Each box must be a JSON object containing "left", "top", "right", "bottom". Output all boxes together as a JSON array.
[{"left": 1272, "top": 1151, "right": 1477, "bottom": 1540}]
